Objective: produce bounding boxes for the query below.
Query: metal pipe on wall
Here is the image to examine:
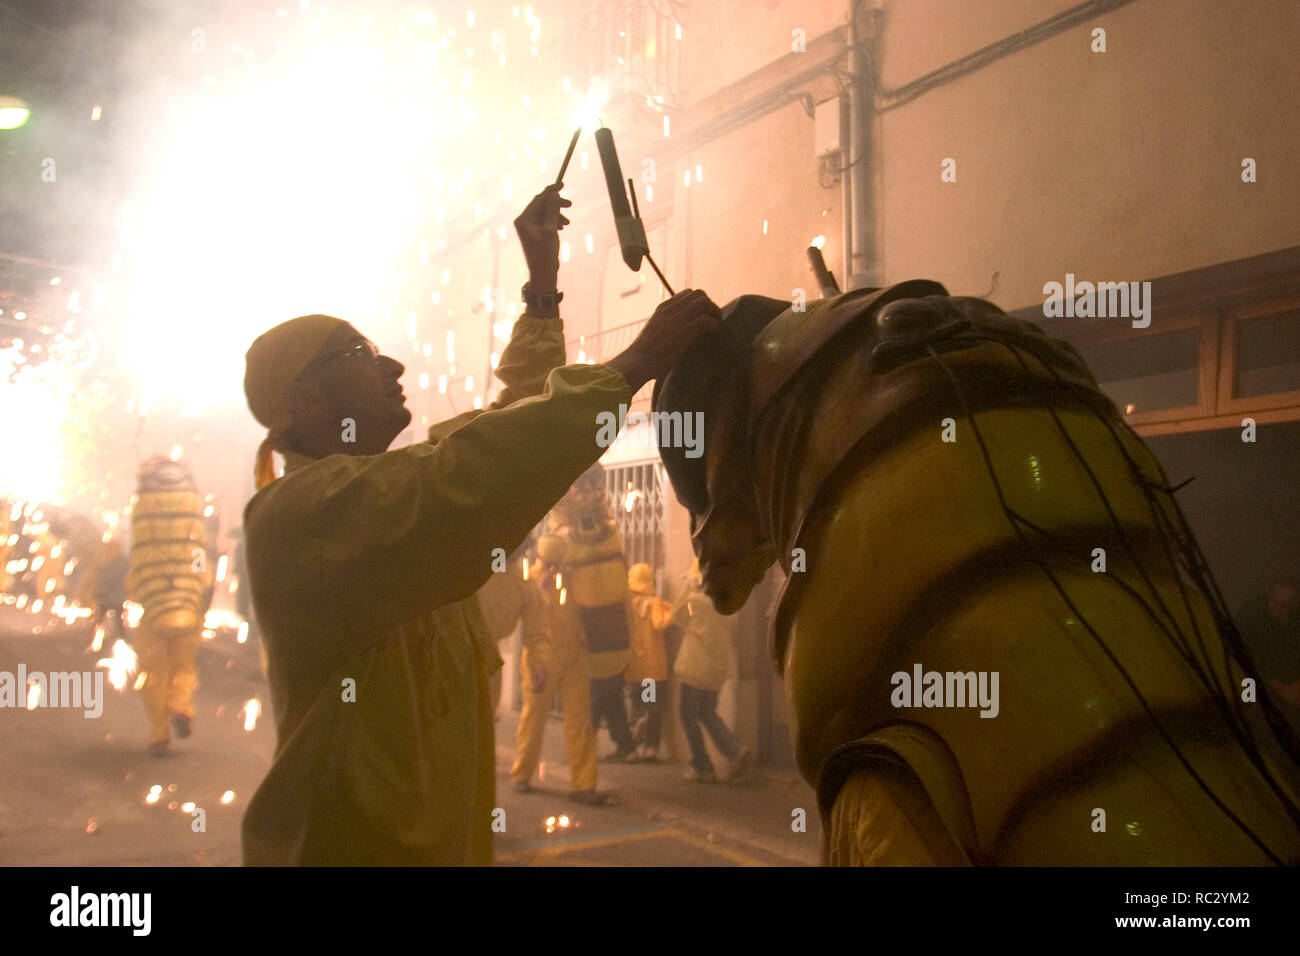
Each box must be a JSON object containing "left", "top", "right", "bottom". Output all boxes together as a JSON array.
[
  {"left": 840, "top": 91, "right": 852, "bottom": 294},
  {"left": 846, "top": 0, "right": 873, "bottom": 290}
]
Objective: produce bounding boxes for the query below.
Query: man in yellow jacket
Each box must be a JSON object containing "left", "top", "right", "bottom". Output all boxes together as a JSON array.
[{"left": 238, "top": 199, "right": 721, "bottom": 863}]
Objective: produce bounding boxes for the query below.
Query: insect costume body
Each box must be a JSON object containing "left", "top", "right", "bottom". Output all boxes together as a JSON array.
[
  {"left": 542, "top": 467, "right": 637, "bottom": 756},
  {"left": 128, "top": 457, "right": 212, "bottom": 748},
  {"left": 653, "top": 285, "right": 1300, "bottom": 865}
]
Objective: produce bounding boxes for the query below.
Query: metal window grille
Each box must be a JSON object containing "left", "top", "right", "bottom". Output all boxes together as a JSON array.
[{"left": 604, "top": 459, "right": 667, "bottom": 586}]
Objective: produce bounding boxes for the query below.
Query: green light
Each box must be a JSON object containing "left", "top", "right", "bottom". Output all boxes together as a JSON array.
[
  {"left": 1026, "top": 453, "right": 1043, "bottom": 490},
  {"left": 0, "top": 97, "right": 31, "bottom": 130}
]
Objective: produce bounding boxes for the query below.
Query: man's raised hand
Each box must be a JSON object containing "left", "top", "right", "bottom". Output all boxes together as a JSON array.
[
  {"left": 605, "top": 290, "right": 723, "bottom": 393},
  {"left": 514, "top": 183, "right": 571, "bottom": 293}
]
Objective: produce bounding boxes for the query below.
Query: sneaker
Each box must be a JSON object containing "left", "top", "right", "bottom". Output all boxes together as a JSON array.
[
  {"left": 570, "top": 789, "right": 613, "bottom": 806},
  {"left": 682, "top": 767, "right": 716, "bottom": 783},
  {"left": 640, "top": 747, "right": 660, "bottom": 762},
  {"left": 602, "top": 748, "right": 636, "bottom": 763},
  {"left": 171, "top": 714, "right": 192, "bottom": 740},
  {"left": 147, "top": 740, "right": 169, "bottom": 757},
  {"left": 512, "top": 780, "right": 533, "bottom": 794}
]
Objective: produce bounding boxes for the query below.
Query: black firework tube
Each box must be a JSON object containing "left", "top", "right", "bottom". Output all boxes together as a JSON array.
[{"left": 595, "top": 126, "right": 633, "bottom": 220}]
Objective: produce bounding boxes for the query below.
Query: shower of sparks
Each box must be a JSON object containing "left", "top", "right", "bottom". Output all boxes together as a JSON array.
[
  {"left": 116, "top": 5, "right": 602, "bottom": 421},
  {"left": 2, "top": 2, "right": 678, "bottom": 540},
  {"left": 96, "top": 639, "right": 139, "bottom": 692},
  {"left": 0, "top": 324, "right": 111, "bottom": 507},
  {"left": 242, "top": 697, "right": 261, "bottom": 732}
]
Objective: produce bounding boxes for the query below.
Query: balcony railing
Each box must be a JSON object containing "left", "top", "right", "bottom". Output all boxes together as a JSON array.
[{"left": 567, "top": 316, "right": 653, "bottom": 406}]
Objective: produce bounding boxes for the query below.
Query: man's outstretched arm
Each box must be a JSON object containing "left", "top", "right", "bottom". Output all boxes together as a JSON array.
[{"left": 256, "top": 290, "right": 722, "bottom": 639}]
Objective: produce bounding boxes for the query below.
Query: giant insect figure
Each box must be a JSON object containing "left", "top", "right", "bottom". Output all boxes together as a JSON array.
[
  {"left": 652, "top": 282, "right": 1300, "bottom": 864},
  {"left": 129, "top": 456, "right": 210, "bottom": 640}
]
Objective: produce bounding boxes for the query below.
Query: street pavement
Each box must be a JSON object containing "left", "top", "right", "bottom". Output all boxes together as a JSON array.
[{"left": 0, "top": 606, "right": 818, "bottom": 866}]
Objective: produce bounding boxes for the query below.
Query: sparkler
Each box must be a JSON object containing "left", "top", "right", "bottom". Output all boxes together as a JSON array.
[
  {"left": 2, "top": 6, "right": 672, "bottom": 524},
  {"left": 555, "top": 127, "right": 581, "bottom": 186}
]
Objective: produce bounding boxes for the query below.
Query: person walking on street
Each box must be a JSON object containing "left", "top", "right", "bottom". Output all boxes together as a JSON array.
[
  {"left": 674, "top": 562, "right": 752, "bottom": 782},
  {"left": 128, "top": 456, "right": 214, "bottom": 755},
  {"left": 626, "top": 562, "right": 676, "bottom": 761},
  {"left": 509, "top": 542, "right": 609, "bottom": 805}
]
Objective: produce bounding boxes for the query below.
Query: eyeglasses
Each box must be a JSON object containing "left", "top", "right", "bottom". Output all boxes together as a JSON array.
[{"left": 301, "top": 340, "right": 381, "bottom": 376}]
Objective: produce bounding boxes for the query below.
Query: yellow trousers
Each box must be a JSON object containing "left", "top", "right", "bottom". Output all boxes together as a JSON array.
[
  {"left": 511, "top": 646, "right": 597, "bottom": 791},
  {"left": 825, "top": 764, "right": 971, "bottom": 866},
  {"left": 134, "top": 623, "right": 201, "bottom": 745}
]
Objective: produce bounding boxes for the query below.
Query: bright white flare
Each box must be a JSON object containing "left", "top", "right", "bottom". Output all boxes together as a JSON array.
[{"left": 97, "top": 639, "right": 139, "bottom": 692}]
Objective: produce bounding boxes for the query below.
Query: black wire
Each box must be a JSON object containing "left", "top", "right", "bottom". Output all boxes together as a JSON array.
[
  {"left": 922, "top": 339, "right": 1291, "bottom": 863},
  {"left": 991, "top": 332, "right": 1300, "bottom": 829},
  {"left": 989, "top": 339, "right": 1226, "bottom": 702},
  {"left": 992, "top": 339, "right": 1277, "bottom": 778},
  {"left": 993, "top": 333, "right": 1300, "bottom": 786}
]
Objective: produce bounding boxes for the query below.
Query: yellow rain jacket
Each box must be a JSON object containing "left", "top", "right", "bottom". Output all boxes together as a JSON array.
[
  {"left": 626, "top": 580, "right": 672, "bottom": 685},
  {"left": 241, "top": 316, "right": 631, "bottom": 866}
]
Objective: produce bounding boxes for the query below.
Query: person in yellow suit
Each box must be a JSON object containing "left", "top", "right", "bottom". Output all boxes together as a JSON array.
[
  {"left": 509, "top": 539, "right": 608, "bottom": 804},
  {"left": 238, "top": 198, "right": 722, "bottom": 863},
  {"left": 625, "top": 562, "right": 677, "bottom": 761},
  {"left": 128, "top": 456, "right": 214, "bottom": 755},
  {"left": 546, "top": 465, "right": 639, "bottom": 761}
]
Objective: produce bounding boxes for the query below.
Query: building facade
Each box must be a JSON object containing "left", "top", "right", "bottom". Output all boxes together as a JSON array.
[{"left": 440, "top": 0, "right": 1300, "bottom": 764}]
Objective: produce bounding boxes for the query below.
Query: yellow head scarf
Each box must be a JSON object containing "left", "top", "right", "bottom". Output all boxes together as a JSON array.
[{"left": 243, "top": 314, "right": 348, "bottom": 489}]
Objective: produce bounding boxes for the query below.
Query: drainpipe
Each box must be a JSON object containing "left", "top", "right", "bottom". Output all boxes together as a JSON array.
[
  {"left": 839, "top": 92, "right": 852, "bottom": 293},
  {"left": 845, "top": 0, "right": 874, "bottom": 290}
]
